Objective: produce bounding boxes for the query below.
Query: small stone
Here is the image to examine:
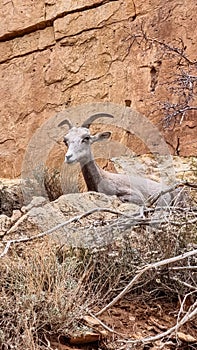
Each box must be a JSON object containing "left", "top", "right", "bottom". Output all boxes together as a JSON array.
[
  {"left": 0, "top": 214, "right": 12, "bottom": 236},
  {"left": 11, "top": 210, "right": 22, "bottom": 224}
]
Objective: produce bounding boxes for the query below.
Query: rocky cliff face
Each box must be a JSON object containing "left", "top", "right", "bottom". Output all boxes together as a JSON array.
[{"left": 0, "top": 0, "right": 196, "bottom": 178}]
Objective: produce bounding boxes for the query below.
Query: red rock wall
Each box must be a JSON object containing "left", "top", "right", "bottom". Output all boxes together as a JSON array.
[{"left": 0, "top": 0, "right": 196, "bottom": 177}]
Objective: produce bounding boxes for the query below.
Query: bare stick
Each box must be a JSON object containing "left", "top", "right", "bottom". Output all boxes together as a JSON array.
[
  {"left": 172, "top": 277, "right": 197, "bottom": 291},
  {"left": 169, "top": 266, "right": 197, "bottom": 270},
  {"left": 1, "top": 195, "right": 196, "bottom": 258},
  {"left": 95, "top": 249, "right": 197, "bottom": 316},
  {"left": 86, "top": 310, "right": 125, "bottom": 337},
  {"left": 176, "top": 291, "right": 196, "bottom": 333},
  {"left": 148, "top": 181, "right": 197, "bottom": 206},
  {"left": 0, "top": 207, "right": 130, "bottom": 258},
  {"left": 130, "top": 34, "right": 197, "bottom": 65},
  {"left": 118, "top": 300, "right": 197, "bottom": 348}
]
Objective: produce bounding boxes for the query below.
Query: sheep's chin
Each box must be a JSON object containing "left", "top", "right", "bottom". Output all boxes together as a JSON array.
[{"left": 66, "top": 159, "right": 77, "bottom": 164}]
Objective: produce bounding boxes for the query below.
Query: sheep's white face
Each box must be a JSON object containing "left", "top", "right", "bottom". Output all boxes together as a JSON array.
[
  {"left": 63, "top": 127, "right": 111, "bottom": 165},
  {"left": 63, "top": 127, "right": 92, "bottom": 164}
]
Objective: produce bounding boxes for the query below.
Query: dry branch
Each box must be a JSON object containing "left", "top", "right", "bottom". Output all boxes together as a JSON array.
[
  {"left": 118, "top": 301, "right": 197, "bottom": 347},
  {"left": 1, "top": 185, "right": 197, "bottom": 257},
  {"left": 148, "top": 181, "right": 197, "bottom": 206},
  {"left": 171, "top": 277, "right": 197, "bottom": 291},
  {"left": 169, "top": 266, "right": 197, "bottom": 270},
  {"left": 130, "top": 33, "right": 197, "bottom": 65},
  {"left": 95, "top": 248, "right": 197, "bottom": 316},
  {"left": 86, "top": 310, "right": 124, "bottom": 336},
  {"left": 0, "top": 207, "right": 129, "bottom": 258}
]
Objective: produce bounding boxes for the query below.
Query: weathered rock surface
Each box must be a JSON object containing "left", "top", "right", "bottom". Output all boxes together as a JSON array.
[
  {"left": 0, "top": 0, "right": 196, "bottom": 178},
  {"left": 0, "top": 179, "right": 23, "bottom": 216},
  {"left": 0, "top": 154, "right": 196, "bottom": 246},
  {"left": 2, "top": 192, "right": 138, "bottom": 248}
]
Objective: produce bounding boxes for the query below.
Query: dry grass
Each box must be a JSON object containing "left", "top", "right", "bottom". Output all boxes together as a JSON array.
[
  {"left": 0, "top": 239, "right": 95, "bottom": 349},
  {"left": 0, "top": 198, "right": 197, "bottom": 349}
]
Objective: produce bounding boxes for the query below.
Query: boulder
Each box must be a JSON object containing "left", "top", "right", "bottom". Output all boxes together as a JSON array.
[{"left": 4, "top": 192, "right": 138, "bottom": 248}]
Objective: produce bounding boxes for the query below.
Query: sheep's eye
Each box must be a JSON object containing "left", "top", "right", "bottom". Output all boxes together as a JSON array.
[
  {"left": 63, "top": 138, "right": 68, "bottom": 146},
  {"left": 82, "top": 136, "right": 90, "bottom": 143}
]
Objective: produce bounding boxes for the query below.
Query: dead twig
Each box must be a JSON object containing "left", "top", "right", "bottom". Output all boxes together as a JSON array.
[
  {"left": 118, "top": 300, "right": 197, "bottom": 348},
  {"left": 86, "top": 310, "right": 125, "bottom": 337},
  {"left": 95, "top": 249, "right": 197, "bottom": 316},
  {"left": 169, "top": 266, "right": 197, "bottom": 271},
  {"left": 176, "top": 291, "right": 196, "bottom": 334},
  {"left": 129, "top": 34, "right": 197, "bottom": 65},
  {"left": 0, "top": 207, "right": 129, "bottom": 258},
  {"left": 171, "top": 277, "right": 197, "bottom": 291},
  {"left": 1, "top": 197, "right": 196, "bottom": 257},
  {"left": 148, "top": 181, "right": 197, "bottom": 206}
]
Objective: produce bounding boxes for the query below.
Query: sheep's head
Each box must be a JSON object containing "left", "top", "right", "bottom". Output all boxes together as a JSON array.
[{"left": 58, "top": 113, "right": 113, "bottom": 164}]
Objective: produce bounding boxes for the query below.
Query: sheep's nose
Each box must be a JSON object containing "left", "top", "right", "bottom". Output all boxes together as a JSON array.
[{"left": 66, "top": 154, "right": 72, "bottom": 162}]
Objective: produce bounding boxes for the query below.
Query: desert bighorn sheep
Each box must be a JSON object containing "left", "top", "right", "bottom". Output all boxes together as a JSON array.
[{"left": 58, "top": 113, "right": 172, "bottom": 206}]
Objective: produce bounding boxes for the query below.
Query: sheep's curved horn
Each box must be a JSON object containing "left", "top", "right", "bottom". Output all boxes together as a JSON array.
[
  {"left": 58, "top": 119, "right": 73, "bottom": 129},
  {"left": 81, "top": 113, "right": 114, "bottom": 128}
]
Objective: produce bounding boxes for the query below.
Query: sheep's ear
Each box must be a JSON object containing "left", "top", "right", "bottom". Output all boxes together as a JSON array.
[{"left": 91, "top": 131, "right": 111, "bottom": 143}]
